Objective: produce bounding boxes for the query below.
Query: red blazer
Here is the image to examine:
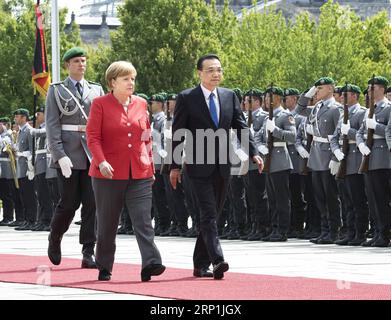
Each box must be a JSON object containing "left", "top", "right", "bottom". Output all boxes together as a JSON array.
[{"left": 87, "top": 93, "right": 154, "bottom": 180}]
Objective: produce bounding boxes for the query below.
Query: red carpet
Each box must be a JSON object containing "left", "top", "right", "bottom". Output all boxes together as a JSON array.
[{"left": 0, "top": 254, "right": 391, "bottom": 299}]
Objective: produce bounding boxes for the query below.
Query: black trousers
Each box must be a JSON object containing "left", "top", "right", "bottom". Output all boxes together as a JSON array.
[
  {"left": 247, "top": 170, "right": 269, "bottom": 229},
  {"left": 190, "top": 169, "right": 229, "bottom": 268},
  {"left": 9, "top": 179, "right": 24, "bottom": 222},
  {"left": 311, "top": 171, "right": 341, "bottom": 235},
  {"left": 182, "top": 169, "right": 200, "bottom": 229},
  {"left": 34, "top": 173, "right": 53, "bottom": 225},
  {"left": 229, "top": 175, "right": 247, "bottom": 231},
  {"left": 266, "top": 170, "right": 291, "bottom": 235},
  {"left": 47, "top": 177, "right": 60, "bottom": 214},
  {"left": 345, "top": 174, "right": 369, "bottom": 237},
  {"left": 0, "top": 178, "right": 14, "bottom": 221},
  {"left": 18, "top": 177, "right": 37, "bottom": 224},
  {"left": 303, "top": 173, "right": 320, "bottom": 233},
  {"left": 336, "top": 178, "right": 354, "bottom": 232},
  {"left": 152, "top": 171, "right": 171, "bottom": 228},
  {"left": 162, "top": 173, "right": 188, "bottom": 226},
  {"left": 50, "top": 169, "right": 96, "bottom": 252},
  {"left": 289, "top": 173, "right": 306, "bottom": 231},
  {"left": 364, "top": 169, "right": 391, "bottom": 236}
]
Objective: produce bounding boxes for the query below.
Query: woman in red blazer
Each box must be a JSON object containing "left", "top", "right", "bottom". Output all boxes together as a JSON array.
[{"left": 87, "top": 61, "right": 165, "bottom": 282}]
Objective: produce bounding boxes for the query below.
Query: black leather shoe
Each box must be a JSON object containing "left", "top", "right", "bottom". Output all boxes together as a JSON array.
[
  {"left": 335, "top": 237, "right": 353, "bottom": 246},
  {"left": 8, "top": 220, "right": 23, "bottom": 227},
  {"left": 98, "top": 269, "right": 111, "bottom": 281},
  {"left": 213, "top": 261, "right": 229, "bottom": 280},
  {"left": 48, "top": 234, "right": 62, "bottom": 265},
  {"left": 348, "top": 236, "right": 367, "bottom": 246},
  {"left": 193, "top": 267, "right": 213, "bottom": 278},
  {"left": 141, "top": 263, "right": 166, "bottom": 282},
  {"left": 0, "top": 219, "right": 12, "bottom": 226},
  {"left": 269, "top": 233, "right": 288, "bottom": 242},
  {"left": 81, "top": 254, "right": 97, "bottom": 269},
  {"left": 371, "top": 237, "right": 390, "bottom": 247}
]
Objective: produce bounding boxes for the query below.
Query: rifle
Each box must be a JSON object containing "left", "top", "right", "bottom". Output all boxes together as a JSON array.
[
  {"left": 336, "top": 83, "right": 350, "bottom": 179},
  {"left": 160, "top": 101, "right": 172, "bottom": 175},
  {"left": 263, "top": 83, "right": 274, "bottom": 173},
  {"left": 301, "top": 97, "right": 314, "bottom": 176},
  {"left": 358, "top": 77, "right": 374, "bottom": 174},
  {"left": 247, "top": 95, "right": 253, "bottom": 128}
]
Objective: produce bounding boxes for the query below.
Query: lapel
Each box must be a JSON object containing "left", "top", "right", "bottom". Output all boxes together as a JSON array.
[
  {"left": 81, "top": 79, "right": 92, "bottom": 103},
  {"left": 196, "top": 85, "right": 218, "bottom": 129},
  {"left": 375, "top": 100, "right": 385, "bottom": 115},
  {"left": 216, "top": 87, "right": 227, "bottom": 128}
]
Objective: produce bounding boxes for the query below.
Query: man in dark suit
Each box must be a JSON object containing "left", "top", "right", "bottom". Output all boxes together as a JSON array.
[{"left": 169, "top": 54, "right": 263, "bottom": 280}]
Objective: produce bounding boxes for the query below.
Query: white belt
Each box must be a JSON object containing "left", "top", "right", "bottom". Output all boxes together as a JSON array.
[
  {"left": 287, "top": 142, "right": 294, "bottom": 146},
  {"left": 273, "top": 142, "right": 287, "bottom": 147},
  {"left": 339, "top": 140, "right": 356, "bottom": 145},
  {"left": 61, "top": 124, "right": 86, "bottom": 132},
  {"left": 35, "top": 149, "right": 47, "bottom": 155},
  {"left": 312, "top": 136, "right": 329, "bottom": 143},
  {"left": 16, "top": 151, "right": 31, "bottom": 158},
  {"left": 0, "top": 158, "right": 10, "bottom": 162},
  {"left": 363, "top": 134, "right": 384, "bottom": 140}
]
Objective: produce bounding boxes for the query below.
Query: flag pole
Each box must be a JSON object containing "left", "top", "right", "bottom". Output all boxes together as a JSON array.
[{"left": 51, "top": 0, "right": 60, "bottom": 83}]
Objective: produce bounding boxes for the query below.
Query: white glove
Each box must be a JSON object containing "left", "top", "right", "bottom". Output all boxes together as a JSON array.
[
  {"left": 27, "top": 168, "right": 35, "bottom": 180},
  {"left": 358, "top": 143, "right": 371, "bottom": 156},
  {"left": 258, "top": 145, "right": 269, "bottom": 155},
  {"left": 58, "top": 156, "right": 73, "bottom": 178},
  {"left": 297, "top": 146, "right": 309, "bottom": 159},
  {"left": 305, "top": 86, "right": 317, "bottom": 98},
  {"left": 306, "top": 124, "right": 314, "bottom": 135},
  {"left": 334, "top": 149, "right": 345, "bottom": 161},
  {"left": 329, "top": 160, "right": 340, "bottom": 176},
  {"left": 234, "top": 148, "right": 249, "bottom": 162},
  {"left": 0, "top": 166, "right": 2, "bottom": 177},
  {"left": 341, "top": 121, "right": 350, "bottom": 136},
  {"left": 366, "top": 115, "right": 377, "bottom": 130},
  {"left": 158, "top": 149, "right": 168, "bottom": 158},
  {"left": 164, "top": 128, "right": 172, "bottom": 140},
  {"left": 266, "top": 119, "right": 276, "bottom": 133}
]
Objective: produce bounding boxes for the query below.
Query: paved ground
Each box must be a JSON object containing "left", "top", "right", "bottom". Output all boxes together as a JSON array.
[{"left": 1, "top": 211, "right": 391, "bottom": 299}]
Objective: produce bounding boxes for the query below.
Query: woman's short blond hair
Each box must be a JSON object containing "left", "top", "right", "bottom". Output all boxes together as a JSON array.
[{"left": 105, "top": 61, "right": 137, "bottom": 90}]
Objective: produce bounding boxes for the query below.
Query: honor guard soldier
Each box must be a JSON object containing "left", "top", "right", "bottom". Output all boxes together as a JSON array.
[
  {"left": 46, "top": 47, "right": 104, "bottom": 267},
  {"left": 330, "top": 84, "right": 369, "bottom": 246},
  {"left": 13, "top": 108, "right": 38, "bottom": 231},
  {"left": 260, "top": 86, "right": 296, "bottom": 241},
  {"left": 295, "top": 77, "right": 342, "bottom": 244},
  {"left": 359, "top": 76, "right": 391, "bottom": 247},
  {"left": 284, "top": 88, "right": 307, "bottom": 238}
]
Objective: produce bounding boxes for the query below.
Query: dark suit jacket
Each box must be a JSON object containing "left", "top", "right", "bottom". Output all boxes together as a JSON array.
[{"left": 171, "top": 85, "right": 258, "bottom": 178}]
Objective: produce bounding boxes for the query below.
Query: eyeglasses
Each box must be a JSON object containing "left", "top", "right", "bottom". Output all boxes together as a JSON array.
[{"left": 202, "top": 68, "right": 224, "bottom": 75}]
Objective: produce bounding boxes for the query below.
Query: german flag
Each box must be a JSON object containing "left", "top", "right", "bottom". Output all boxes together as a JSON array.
[{"left": 32, "top": 0, "right": 50, "bottom": 97}]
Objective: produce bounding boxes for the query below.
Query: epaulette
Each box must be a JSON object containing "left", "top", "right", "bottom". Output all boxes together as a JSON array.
[
  {"left": 87, "top": 81, "right": 102, "bottom": 87},
  {"left": 359, "top": 106, "right": 367, "bottom": 111},
  {"left": 50, "top": 81, "right": 64, "bottom": 86}
]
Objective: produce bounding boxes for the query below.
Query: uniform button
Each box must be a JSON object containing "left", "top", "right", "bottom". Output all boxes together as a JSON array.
[
  {"left": 127, "top": 123, "right": 131, "bottom": 126},
  {"left": 128, "top": 144, "right": 132, "bottom": 148},
  {"left": 128, "top": 133, "right": 131, "bottom": 137}
]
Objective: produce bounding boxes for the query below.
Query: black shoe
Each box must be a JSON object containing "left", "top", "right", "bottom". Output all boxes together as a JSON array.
[
  {"left": 362, "top": 236, "right": 378, "bottom": 247},
  {"left": 371, "top": 237, "right": 390, "bottom": 247},
  {"left": 193, "top": 267, "right": 213, "bottom": 278},
  {"left": 269, "top": 233, "right": 288, "bottom": 242},
  {"left": 15, "top": 222, "right": 34, "bottom": 231},
  {"left": 226, "top": 230, "right": 241, "bottom": 240},
  {"left": 42, "top": 224, "right": 51, "bottom": 232},
  {"left": 348, "top": 237, "right": 367, "bottom": 246},
  {"left": 98, "top": 269, "right": 111, "bottom": 281},
  {"left": 177, "top": 226, "right": 189, "bottom": 237},
  {"left": 117, "top": 226, "right": 127, "bottom": 234},
  {"left": 48, "top": 233, "right": 62, "bottom": 265},
  {"left": 317, "top": 234, "right": 338, "bottom": 245},
  {"left": 335, "top": 237, "right": 353, "bottom": 246},
  {"left": 74, "top": 220, "right": 82, "bottom": 225},
  {"left": 0, "top": 219, "right": 12, "bottom": 226},
  {"left": 160, "top": 225, "right": 176, "bottom": 237},
  {"left": 81, "top": 254, "right": 97, "bottom": 269},
  {"left": 141, "top": 263, "right": 166, "bottom": 282},
  {"left": 185, "top": 227, "right": 199, "bottom": 238},
  {"left": 247, "top": 231, "right": 265, "bottom": 241},
  {"left": 8, "top": 220, "right": 23, "bottom": 227},
  {"left": 304, "top": 231, "right": 321, "bottom": 240},
  {"left": 287, "top": 230, "right": 298, "bottom": 238},
  {"left": 213, "top": 261, "right": 229, "bottom": 280},
  {"left": 32, "top": 223, "right": 46, "bottom": 231},
  {"left": 126, "top": 229, "right": 134, "bottom": 235}
]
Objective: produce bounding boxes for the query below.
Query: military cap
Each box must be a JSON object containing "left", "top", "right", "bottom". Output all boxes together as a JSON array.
[
  {"left": 368, "top": 76, "right": 389, "bottom": 87},
  {"left": 314, "top": 77, "right": 335, "bottom": 86},
  {"left": 284, "top": 88, "right": 300, "bottom": 96},
  {"left": 334, "top": 86, "right": 342, "bottom": 94},
  {"left": 167, "top": 93, "right": 177, "bottom": 101},
  {"left": 13, "top": 108, "right": 30, "bottom": 118},
  {"left": 341, "top": 84, "right": 361, "bottom": 94},
  {"left": 245, "top": 88, "right": 263, "bottom": 99},
  {"left": 264, "top": 86, "right": 284, "bottom": 96},
  {"left": 150, "top": 94, "right": 166, "bottom": 102},
  {"left": 157, "top": 92, "right": 168, "bottom": 101},
  {"left": 0, "top": 116, "right": 10, "bottom": 123},
  {"left": 136, "top": 93, "right": 149, "bottom": 101},
  {"left": 37, "top": 106, "right": 45, "bottom": 113},
  {"left": 62, "top": 47, "right": 87, "bottom": 62},
  {"left": 232, "top": 88, "right": 243, "bottom": 100}
]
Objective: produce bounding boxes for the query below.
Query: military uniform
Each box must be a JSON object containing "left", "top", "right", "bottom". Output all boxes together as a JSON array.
[
  {"left": 46, "top": 48, "right": 105, "bottom": 266},
  {"left": 295, "top": 77, "right": 342, "bottom": 243},
  {"left": 357, "top": 87, "right": 391, "bottom": 246},
  {"left": 260, "top": 88, "right": 296, "bottom": 241},
  {"left": 330, "top": 90, "right": 369, "bottom": 245}
]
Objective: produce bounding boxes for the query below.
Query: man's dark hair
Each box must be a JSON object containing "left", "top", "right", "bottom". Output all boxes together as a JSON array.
[{"left": 197, "top": 54, "right": 220, "bottom": 71}]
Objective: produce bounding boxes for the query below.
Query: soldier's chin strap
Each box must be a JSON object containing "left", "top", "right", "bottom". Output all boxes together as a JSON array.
[{"left": 53, "top": 84, "right": 89, "bottom": 120}]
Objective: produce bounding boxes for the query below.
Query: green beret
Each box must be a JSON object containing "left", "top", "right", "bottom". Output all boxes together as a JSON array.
[
  {"left": 0, "top": 117, "right": 10, "bottom": 123},
  {"left": 334, "top": 86, "right": 342, "bottom": 94},
  {"left": 245, "top": 88, "right": 263, "bottom": 99},
  {"left": 284, "top": 88, "right": 300, "bottom": 97},
  {"left": 136, "top": 93, "right": 149, "bottom": 101},
  {"left": 368, "top": 76, "right": 389, "bottom": 87},
  {"left": 264, "top": 86, "right": 284, "bottom": 97},
  {"left": 157, "top": 92, "right": 168, "bottom": 101},
  {"left": 341, "top": 84, "right": 361, "bottom": 94},
  {"left": 167, "top": 93, "right": 177, "bottom": 101},
  {"left": 13, "top": 108, "right": 30, "bottom": 118},
  {"left": 150, "top": 94, "right": 166, "bottom": 102},
  {"left": 62, "top": 47, "right": 87, "bottom": 62},
  {"left": 314, "top": 77, "right": 335, "bottom": 86}
]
